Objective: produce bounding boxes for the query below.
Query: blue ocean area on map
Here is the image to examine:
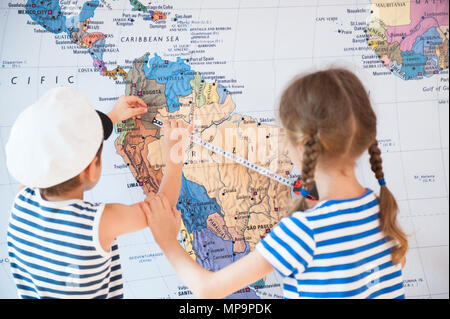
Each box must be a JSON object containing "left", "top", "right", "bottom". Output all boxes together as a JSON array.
[
  {"left": 26, "top": 0, "right": 68, "bottom": 34},
  {"left": 177, "top": 175, "right": 222, "bottom": 234},
  {"left": 66, "top": 16, "right": 79, "bottom": 31},
  {"left": 143, "top": 53, "right": 195, "bottom": 112}
]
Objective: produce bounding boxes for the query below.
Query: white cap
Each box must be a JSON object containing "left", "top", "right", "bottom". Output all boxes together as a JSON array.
[{"left": 5, "top": 87, "right": 104, "bottom": 188}]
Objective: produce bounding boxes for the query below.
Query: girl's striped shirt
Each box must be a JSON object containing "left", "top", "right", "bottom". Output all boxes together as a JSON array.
[
  {"left": 256, "top": 188, "right": 405, "bottom": 299},
  {"left": 7, "top": 187, "right": 123, "bottom": 299}
]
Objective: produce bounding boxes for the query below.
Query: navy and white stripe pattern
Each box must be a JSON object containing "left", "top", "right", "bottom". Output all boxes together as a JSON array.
[
  {"left": 256, "top": 189, "right": 405, "bottom": 299},
  {"left": 7, "top": 188, "right": 123, "bottom": 299}
]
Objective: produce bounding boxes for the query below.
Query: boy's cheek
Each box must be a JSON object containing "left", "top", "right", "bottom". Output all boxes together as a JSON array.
[{"left": 97, "top": 161, "right": 103, "bottom": 180}]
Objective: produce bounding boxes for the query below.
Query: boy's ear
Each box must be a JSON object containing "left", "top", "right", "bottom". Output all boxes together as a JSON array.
[{"left": 81, "top": 156, "right": 100, "bottom": 182}]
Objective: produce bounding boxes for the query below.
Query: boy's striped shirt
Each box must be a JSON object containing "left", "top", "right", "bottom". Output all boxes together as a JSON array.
[
  {"left": 256, "top": 189, "right": 405, "bottom": 299},
  {"left": 7, "top": 187, "right": 123, "bottom": 299}
]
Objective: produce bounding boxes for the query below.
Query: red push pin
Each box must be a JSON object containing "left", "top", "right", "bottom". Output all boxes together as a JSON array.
[
  {"left": 293, "top": 178, "right": 302, "bottom": 196},
  {"left": 293, "top": 177, "right": 319, "bottom": 200}
]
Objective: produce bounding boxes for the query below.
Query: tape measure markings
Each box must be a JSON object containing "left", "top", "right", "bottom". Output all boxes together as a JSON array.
[{"left": 151, "top": 117, "right": 294, "bottom": 188}]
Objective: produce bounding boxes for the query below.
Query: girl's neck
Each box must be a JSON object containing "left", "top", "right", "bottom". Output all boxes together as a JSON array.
[{"left": 314, "top": 164, "right": 366, "bottom": 202}]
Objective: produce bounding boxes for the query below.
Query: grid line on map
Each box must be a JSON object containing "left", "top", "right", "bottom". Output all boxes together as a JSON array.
[{"left": 394, "top": 72, "right": 433, "bottom": 298}]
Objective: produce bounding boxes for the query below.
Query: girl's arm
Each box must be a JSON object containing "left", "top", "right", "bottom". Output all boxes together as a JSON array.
[
  {"left": 162, "top": 241, "right": 273, "bottom": 298},
  {"left": 142, "top": 194, "right": 274, "bottom": 299}
]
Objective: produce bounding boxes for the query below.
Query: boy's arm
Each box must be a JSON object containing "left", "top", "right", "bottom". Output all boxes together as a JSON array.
[
  {"left": 16, "top": 185, "right": 25, "bottom": 194},
  {"left": 142, "top": 195, "right": 274, "bottom": 299},
  {"left": 155, "top": 119, "right": 193, "bottom": 207},
  {"left": 95, "top": 95, "right": 149, "bottom": 251},
  {"left": 157, "top": 160, "right": 183, "bottom": 208},
  {"left": 99, "top": 203, "right": 148, "bottom": 252},
  {"left": 97, "top": 153, "right": 187, "bottom": 253},
  {"left": 107, "top": 95, "right": 147, "bottom": 123}
]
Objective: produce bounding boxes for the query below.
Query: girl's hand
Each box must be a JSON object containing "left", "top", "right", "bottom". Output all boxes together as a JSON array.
[
  {"left": 108, "top": 95, "right": 148, "bottom": 123},
  {"left": 162, "top": 119, "right": 194, "bottom": 165},
  {"left": 141, "top": 193, "right": 182, "bottom": 249}
]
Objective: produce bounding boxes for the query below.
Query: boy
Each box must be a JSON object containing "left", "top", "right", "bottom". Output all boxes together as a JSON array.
[{"left": 5, "top": 87, "right": 191, "bottom": 298}]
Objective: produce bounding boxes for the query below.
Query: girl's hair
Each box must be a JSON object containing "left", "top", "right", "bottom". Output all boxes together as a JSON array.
[{"left": 279, "top": 68, "right": 407, "bottom": 264}]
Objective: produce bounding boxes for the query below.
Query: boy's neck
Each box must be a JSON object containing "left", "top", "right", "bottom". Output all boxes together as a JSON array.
[
  {"left": 40, "top": 187, "right": 85, "bottom": 202},
  {"left": 315, "top": 164, "right": 366, "bottom": 202}
]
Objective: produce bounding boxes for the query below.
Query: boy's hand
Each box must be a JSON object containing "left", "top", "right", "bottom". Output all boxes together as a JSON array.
[
  {"left": 162, "top": 119, "right": 194, "bottom": 165},
  {"left": 108, "top": 95, "right": 148, "bottom": 124},
  {"left": 141, "top": 194, "right": 181, "bottom": 249}
]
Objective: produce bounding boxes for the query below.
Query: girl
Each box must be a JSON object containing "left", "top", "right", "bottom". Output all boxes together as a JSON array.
[{"left": 141, "top": 68, "right": 408, "bottom": 299}]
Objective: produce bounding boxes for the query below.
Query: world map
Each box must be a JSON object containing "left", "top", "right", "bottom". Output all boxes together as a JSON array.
[
  {"left": 0, "top": 0, "right": 448, "bottom": 299},
  {"left": 367, "top": 0, "right": 448, "bottom": 80}
]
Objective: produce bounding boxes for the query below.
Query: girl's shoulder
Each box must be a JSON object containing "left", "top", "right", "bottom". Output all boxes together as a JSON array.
[{"left": 295, "top": 188, "right": 379, "bottom": 219}]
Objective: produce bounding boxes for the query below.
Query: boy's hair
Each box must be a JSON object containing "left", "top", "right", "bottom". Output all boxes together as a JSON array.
[
  {"left": 40, "top": 143, "right": 103, "bottom": 198},
  {"left": 279, "top": 68, "right": 408, "bottom": 265}
]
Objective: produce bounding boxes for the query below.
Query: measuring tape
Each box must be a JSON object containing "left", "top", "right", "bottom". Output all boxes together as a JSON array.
[{"left": 151, "top": 117, "right": 319, "bottom": 200}]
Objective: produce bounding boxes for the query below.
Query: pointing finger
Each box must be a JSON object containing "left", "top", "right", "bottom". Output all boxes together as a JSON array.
[
  {"left": 128, "top": 106, "right": 148, "bottom": 118},
  {"left": 176, "top": 120, "right": 184, "bottom": 129},
  {"left": 126, "top": 96, "right": 147, "bottom": 108}
]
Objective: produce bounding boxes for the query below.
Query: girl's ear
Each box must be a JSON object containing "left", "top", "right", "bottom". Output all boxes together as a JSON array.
[
  {"left": 287, "top": 139, "right": 304, "bottom": 172},
  {"left": 297, "top": 140, "right": 305, "bottom": 162},
  {"left": 298, "top": 140, "right": 304, "bottom": 153}
]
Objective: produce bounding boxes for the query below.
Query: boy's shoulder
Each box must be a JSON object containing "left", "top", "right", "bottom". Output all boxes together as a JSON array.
[{"left": 15, "top": 187, "right": 105, "bottom": 215}]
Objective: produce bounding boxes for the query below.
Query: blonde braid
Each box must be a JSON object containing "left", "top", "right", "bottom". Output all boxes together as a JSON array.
[{"left": 290, "top": 134, "right": 321, "bottom": 213}]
